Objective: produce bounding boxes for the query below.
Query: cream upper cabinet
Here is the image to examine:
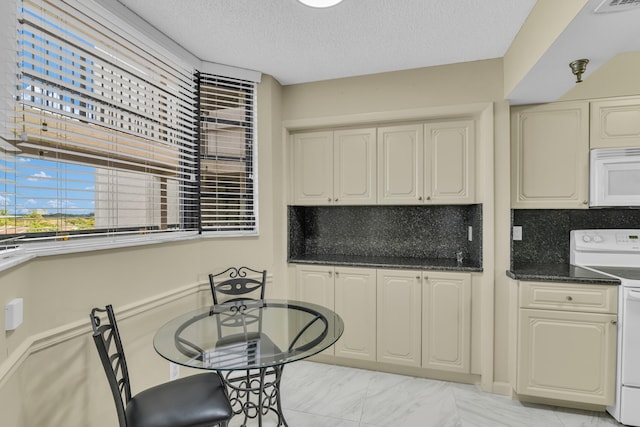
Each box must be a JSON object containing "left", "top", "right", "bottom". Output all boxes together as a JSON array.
[
  {"left": 591, "top": 97, "right": 640, "bottom": 149},
  {"left": 378, "top": 122, "right": 475, "bottom": 205},
  {"left": 292, "top": 128, "right": 376, "bottom": 205},
  {"left": 293, "top": 131, "right": 334, "bottom": 205},
  {"left": 376, "top": 269, "right": 422, "bottom": 367},
  {"left": 377, "top": 124, "right": 424, "bottom": 204},
  {"left": 296, "top": 265, "right": 376, "bottom": 360},
  {"left": 334, "top": 267, "right": 377, "bottom": 361},
  {"left": 425, "top": 120, "right": 475, "bottom": 204},
  {"left": 511, "top": 102, "right": 589, "bottom": 208},
  {"left": 422, "top": 272, "right": 471, "bottom": 373},
  {"left": 333, "top": 128, "right": 377, "bottom": 204},
  {"left": 513, "top": 281, "right": 617, "bottom": 405}
]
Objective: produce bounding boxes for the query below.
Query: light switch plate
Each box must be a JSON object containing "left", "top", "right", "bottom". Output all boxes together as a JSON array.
[
  {"left": 169, "top": 362, "right": 180, "bottom": 380},
  {"left": 5, "top": 298, "right": 24, "bottom": 331}
]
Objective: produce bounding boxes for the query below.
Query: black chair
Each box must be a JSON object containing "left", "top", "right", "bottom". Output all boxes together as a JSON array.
[
  {"left": 90, "top": 304, "right": 233, "bottom": 427},
  {"left": 208, "top": 267, "right": 279, "bottom": 422},
  {"left": 208, "top": 266, "right": 267, "bottom": 304}
]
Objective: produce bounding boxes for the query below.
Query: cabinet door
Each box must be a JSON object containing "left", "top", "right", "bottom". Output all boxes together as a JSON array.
[
  {"left": 292, "top": 131, "right": 334, "bottom": 205},
  {"left": 517, "top": 308, "right": 616, "bottom": 405},
  {"left": 334, "top": 267, "right": 376, "bottom": 361},
  {"left": 511, "top": 102, "right": 589, "bottom": 208},
  {"left": 425, "top": 121, "right": 475, "bottom": 204},
  {"left": 334, "top": 128, "right": 377, "bottom": 205},
  {"left": 422, "top": 272, "right": 471, "bottom": 373},
  {"left": 376, "top": 269, "right": 421, "bottom": 367},
  {"left": 296, "top": 265, "right": 335, "bottom": 355},
  {"left": 591, "top": 97, "right": 640, "bottom": 149},
  {"left": 377, "top": 124, "right": 424, "bottom": 204}
]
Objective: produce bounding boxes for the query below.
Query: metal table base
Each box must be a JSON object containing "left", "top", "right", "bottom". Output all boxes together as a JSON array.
[{"left": 219, "top": 365, "right": 288, "bottom": 427}]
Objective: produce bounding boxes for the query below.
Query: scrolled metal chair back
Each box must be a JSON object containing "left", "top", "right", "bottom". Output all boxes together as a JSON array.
[
  {"left": 90, "top": 305, "right": 131, "bottom": 427},
  {"left": 209, "top": 266, "right": 266, "bottom": 305}
]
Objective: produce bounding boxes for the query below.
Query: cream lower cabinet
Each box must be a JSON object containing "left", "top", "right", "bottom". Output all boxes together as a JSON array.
[
  {"left": 334, "top": 267, "right": 377, "bottom": 361},
  {"left": 296, "top": 265, "right": 376, "bottom": 359},
  {"left": 511, "top": 101, "right": 589, "bottom": 208},
  {"left": 422, "top": 272, "right": 471, "bottom": 373},
  {"left": 296, "top": 265, "right": 336, "bottom": 355},
  {"left": 513, "top": 281, "right": 617, "bottom": 405},
  {"left": 297, "top": 265, "right": 473, "bottom": 372},
  {"left": 376, "top": 269, "right": 422, "bottom": 367}
]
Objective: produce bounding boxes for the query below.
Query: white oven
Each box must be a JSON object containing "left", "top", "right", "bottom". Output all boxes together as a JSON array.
[
  {"left": 590, "top": 148, "right": 640, "bottom": 207},
  {"left": 571, "top": 229, "right": 640, "bottom": 426}
]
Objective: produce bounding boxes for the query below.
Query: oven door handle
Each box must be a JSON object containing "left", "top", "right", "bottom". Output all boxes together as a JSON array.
[{"left": 628, "top": 290, "right": 640, "bottom": 300}]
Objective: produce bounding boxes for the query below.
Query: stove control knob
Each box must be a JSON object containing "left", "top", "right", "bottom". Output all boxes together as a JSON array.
[
  {"left": 593, "top": 235, "right": 604, "bottom": 243},
  {"left": 582, "top": 235, "right": 592, "bottom": 243}
]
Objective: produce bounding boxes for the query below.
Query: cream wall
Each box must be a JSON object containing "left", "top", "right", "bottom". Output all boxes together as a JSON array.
[
  {"left": 2, "top": 6, "right": 640, "bottom": 423},
  {"left": 0, "top": 76, "right": 285, "bottom": 427},
  {"left": 280, "top": 53, "right": 640, "bottom": 394},
  {"left": 283, "top": 59, "right": 505, "bottom": 120},
  {"left": 281, "top": 59, "right": 509, "bottom": 391},
  {"left": 503, "top": 0, "right": 587, "bottom": 98},
  {"left": 559, "top": 51, "right": 640, "bottom": 101}
]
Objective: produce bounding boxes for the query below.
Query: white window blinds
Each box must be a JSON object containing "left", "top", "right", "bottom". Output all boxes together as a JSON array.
[
  {"left": 1, "top": 0, "right": 199, "bottom": 247},
  {"left": 198, "top": 74, "right": 257, "bottom": 234}
]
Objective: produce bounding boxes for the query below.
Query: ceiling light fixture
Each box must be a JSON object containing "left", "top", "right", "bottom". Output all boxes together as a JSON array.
[
  {"left": 569, "top": 58, "right": 589, "bottom": 83},
  {"left": 298, "top": 0, "right": 343, "bottom": 8}
]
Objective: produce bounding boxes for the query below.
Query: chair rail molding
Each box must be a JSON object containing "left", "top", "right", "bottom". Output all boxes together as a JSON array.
[{"left": 0, "top": 280, "right": 208, "bottom": 390}]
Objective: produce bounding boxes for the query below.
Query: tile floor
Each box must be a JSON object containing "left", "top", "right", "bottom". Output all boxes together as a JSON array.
[{"left": 229, "top": 361, "right": 626, "bottom": 427}]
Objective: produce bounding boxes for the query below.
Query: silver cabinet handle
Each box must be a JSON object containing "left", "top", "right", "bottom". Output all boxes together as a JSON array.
[
  {"left": 327, "top": 197, "right": 332, "bottom": 202},
  {"left": 426, "top": 196, "right": 431, "bottom": 200},
  {"left": 328, "top": 271, "right": 332, "bottom": 277},
  {"left": 418, "top": 196, "right": 423, "bottom": 201},
  {"left": 335, "top": 271, "right": 340, "bottom": 277},
  {"left": 611, "top": 320, "right": 617, "bottom": 325},
  {"left": 334, "top": 198, "right": 338, "bottom": 202},
  {"left": 566, "top": 296, "right": 573, "bottom": 301}
]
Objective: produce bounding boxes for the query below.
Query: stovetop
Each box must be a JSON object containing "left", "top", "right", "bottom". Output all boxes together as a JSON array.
[{"left": 587, "top": 266, "right": 640, "bottom": 282}]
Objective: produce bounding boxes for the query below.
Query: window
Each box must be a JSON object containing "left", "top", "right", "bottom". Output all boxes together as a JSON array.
[
  {"left": 1, "top": 0, "right": 199, "bottom": 251},
  {"left": 198, "top": 74, "right": 257, "bottom": 234}
]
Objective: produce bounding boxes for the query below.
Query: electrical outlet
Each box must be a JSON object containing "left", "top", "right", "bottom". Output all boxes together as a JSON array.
[
  {"left": 513, "top": 226, "right": 523, "bottom": 241},
  {"left": 169, "top": 362, "right": 180, "bottom": 380},
  {"left": 468, "top": 226, "right": 473, "bottom": 241}
]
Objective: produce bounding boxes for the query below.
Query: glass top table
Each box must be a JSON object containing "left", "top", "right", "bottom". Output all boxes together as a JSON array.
[{"left": 153, "top": 299, "right": 344, "bottom": 426}]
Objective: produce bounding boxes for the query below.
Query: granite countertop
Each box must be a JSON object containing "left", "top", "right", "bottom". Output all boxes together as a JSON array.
[
  {"left": 289, "top": 254, "right": 483, "bottom": 272},
  {"left": 507, "top": 263, "right": 620, "bottom": 285}
]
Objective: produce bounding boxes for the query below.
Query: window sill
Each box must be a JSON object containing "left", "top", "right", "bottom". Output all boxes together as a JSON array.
[
  {"left": 0, "top": 228, "right": 261, "bottom": 273},
  {"left": 199, "top": 230, "right": 259, "bottom": 239},
  {"left": 0, "top": 231, "right": 201, "bottom": 273}
]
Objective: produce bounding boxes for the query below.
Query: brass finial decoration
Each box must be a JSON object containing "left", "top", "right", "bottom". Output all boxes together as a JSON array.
[{"left": 569, "top": 59, "right": 589, "bottom": 83}]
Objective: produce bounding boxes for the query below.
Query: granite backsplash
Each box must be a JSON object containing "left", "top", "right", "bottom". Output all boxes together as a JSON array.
[
  {"left": 511, "top": 208, "right": 640, "bottom": 267},
  {"left": 289, "top": 204, "right": 482, "bottom": 268}
]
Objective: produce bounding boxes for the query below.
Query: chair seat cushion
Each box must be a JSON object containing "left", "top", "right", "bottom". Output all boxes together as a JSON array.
[{"left": 126, "top": 372, "right": 232, "bottom": 427}]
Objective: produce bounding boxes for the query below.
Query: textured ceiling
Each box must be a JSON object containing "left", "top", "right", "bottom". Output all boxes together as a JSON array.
[{"left": 116, "top": 0, "right": 536, "bottom": 85}]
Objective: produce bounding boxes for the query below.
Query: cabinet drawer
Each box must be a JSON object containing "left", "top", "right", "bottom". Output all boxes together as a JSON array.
[{"left": 519, "top": 281, "right": 617, "bottom": 313}]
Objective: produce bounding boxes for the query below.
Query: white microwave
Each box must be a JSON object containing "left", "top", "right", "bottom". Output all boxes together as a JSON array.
[{"left": 590, "top": 147, "right": 640, "bottom": 207}]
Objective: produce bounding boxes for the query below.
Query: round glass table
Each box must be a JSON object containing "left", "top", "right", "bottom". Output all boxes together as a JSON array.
[{"left": 154, "top": 299, "right": 344, "bottom": 426}]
